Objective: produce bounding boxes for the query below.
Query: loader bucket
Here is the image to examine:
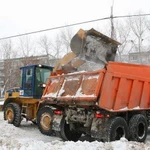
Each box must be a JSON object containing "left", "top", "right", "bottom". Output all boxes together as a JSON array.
[
  {"left": 54, "top": 28, "right": 121, "bottom": 73},
  {"left": 53, "top": 52, "right": 85, "bottom": 73},
  {"left": 70, "top": 28, "right": 121, "bottom": 64}
]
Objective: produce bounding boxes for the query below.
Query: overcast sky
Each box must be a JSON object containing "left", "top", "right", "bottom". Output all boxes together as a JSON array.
[{"left": 0, "top": 0, "right": 150, "bottom": 39}]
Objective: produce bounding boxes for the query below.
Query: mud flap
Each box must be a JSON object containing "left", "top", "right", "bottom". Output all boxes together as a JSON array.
[
  {"left": 90, "top": 118, "right": 107, "bottom": 140},
  {"left": 52, "top": 115, "right": 63, "bottom": 131}
]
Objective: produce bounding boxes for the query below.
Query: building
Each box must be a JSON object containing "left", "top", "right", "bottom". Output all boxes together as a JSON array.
[
  {"left": 0, "top": 60, "right": 4, "bottom": 98},
  {"left": 116, "top": 51, "right": 150, "bottom": 65},
  {"left": 128, "top": 51, "right": 150, "bottom": 64},
  {"left": 0, "top": 55, "right": 58, "bottom": 98}
]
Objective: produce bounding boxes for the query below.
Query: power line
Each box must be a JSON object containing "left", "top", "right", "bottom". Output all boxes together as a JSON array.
[
  {"left": 113, "top": 13, "right": 150, "bottom": 19},
  {"left": 0, "top": 13, "right": 150, "bottom": 41}
]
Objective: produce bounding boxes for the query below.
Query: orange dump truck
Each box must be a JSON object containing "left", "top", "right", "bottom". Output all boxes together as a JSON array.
[{"left": 37, "top": 61, "right": 150, "bottom": 142}]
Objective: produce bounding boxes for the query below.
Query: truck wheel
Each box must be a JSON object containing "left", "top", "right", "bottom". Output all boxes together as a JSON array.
[
  {"left": 129, "top": 114, "right": 148, "bottom": 142},
  {"left": 4, "top": 103, "right": 21, "bottom": 127},
  {"left": 106, "top": 117, "right": 128, "bottom": 142},
  {"left": 60, "top": 116, "right": 82, "bottom": 141},
  {"left": 37, "top": 106, "right": 53, "bottom": 136}
]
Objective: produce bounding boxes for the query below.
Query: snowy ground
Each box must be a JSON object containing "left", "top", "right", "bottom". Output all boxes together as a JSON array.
[{"left": 1, "top": 112, "right": 150, "bottom": 150}]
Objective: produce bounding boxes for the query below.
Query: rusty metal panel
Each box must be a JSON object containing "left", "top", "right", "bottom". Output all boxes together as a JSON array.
[
  {"left": 42, "top": 70, "right": 105, "bottom": 103},
  {"left": 58, "top": 75, "right": 81, "bottom": 96},
  {"left": 42, "top": 77, "right": 64, "bottom": 98}
]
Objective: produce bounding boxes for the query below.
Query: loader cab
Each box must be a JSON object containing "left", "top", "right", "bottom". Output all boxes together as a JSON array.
[{"left": 19, "top": 64, "right": 53, "bottom": 99}]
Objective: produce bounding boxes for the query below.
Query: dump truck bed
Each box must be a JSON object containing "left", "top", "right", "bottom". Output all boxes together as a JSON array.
[
  {"left": 99, "top": 62, "right": 150, "bottom": 112},
  {"left": 42, "top": 61, "right": 150, "bottom": 112}
]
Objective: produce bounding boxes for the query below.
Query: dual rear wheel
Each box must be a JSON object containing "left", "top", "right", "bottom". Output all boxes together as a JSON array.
[
  {"left": 105, "top": 114, "right": 147, "bottom": 142},
  {"left": 129, "top": 114, "right": 147, "bottom": 142}
]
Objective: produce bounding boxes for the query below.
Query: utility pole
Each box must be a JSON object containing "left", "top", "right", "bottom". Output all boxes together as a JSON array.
[{"left": 111, "top": 0, "right": 115, "bottom": 39}]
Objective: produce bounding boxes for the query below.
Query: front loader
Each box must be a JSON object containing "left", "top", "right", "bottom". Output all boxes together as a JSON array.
[{"left": 3, "top": 64, "right": 53, "bottom": 126}]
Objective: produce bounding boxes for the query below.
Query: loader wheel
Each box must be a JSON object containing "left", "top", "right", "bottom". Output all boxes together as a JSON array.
[
  {"left": 106, "top": 117, "right": 128, "bottom": 142},
  {"left": 129, "top": 114, "right": 148, "bottom": 142},
  {"left": 37, "top": 106, "right": 53, "bottom": 136},
  {"left": 4, "top": 103, "right": 21, "bottom": 127},
  {"left": 60, "top": 116, "right": 82, "bottom": 141}
]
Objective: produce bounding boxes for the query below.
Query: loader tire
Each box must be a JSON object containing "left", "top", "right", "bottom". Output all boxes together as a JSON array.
[
  {"left": 106, "top": 117, "right": 128, "bottom": 142},
  {"left": 129, "top": 114, "right": 148, "bottom": 142},
  {"left": 4, "top": 103, "right": 21, "bottom": 127},
  {"left": 60, "top": 116, "right": 82, "bottom": 141},
  {"left": 37, "top": 106, "right": 53, "bottom": 136}
]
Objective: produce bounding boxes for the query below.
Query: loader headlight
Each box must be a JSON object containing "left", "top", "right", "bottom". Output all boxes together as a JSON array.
[
  {"left": 42, "top": 84, "right": 46, "bottom": 87},
  {"left": 40, "top": 83, "right": 46, "bottom": 88}
]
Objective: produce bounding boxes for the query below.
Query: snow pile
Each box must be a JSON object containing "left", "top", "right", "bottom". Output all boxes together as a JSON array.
[
  {"left": 0, "top": 137, "right": 149, "bottom": 150},
  {"left": 0, "top": 112, "right": 150, "bottom": 150}
]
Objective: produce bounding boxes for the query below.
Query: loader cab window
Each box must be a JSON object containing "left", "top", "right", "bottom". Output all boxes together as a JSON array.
[
  {"left": 34, "top": 67, "right": 52, "bottom": 98},
  {"left": 25, "top": 68, "right": 33, "bottom": 88},
  {"left": 24, "top": 68, "right": 33, "bottom": 95},
  {"left": 20, "top": 65, "right": 53, "bottom": 98},
  {"left": 20, "top": 69, "right": 23, "bottom": 88}
]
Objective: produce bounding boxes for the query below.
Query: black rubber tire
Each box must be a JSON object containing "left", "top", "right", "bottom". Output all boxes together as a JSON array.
[
  {"left": 37, "top": 106, "right": 53, "bottom": 136},
  {"left": 106, "top": 117, "right": 128, "bottom": 142},
  {"left": 55, "top": 131, "right": 62, "bottom": 138},
  {"left": 32, "top": 120, "right": 37, "bottom": 125},
  {"left": 4, "top": 103, "right": 21, "bottom": 127},
  {"left": 60, "top": 116, "right": 82, "bottom": 141},
  {"left": 129, "top": 114, "right": 148, "bottom": 142},
  {"left": 79, "top": 135, "right": 95, "bottom": 142}
]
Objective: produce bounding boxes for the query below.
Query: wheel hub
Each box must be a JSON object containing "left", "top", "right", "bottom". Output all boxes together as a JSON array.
[
  {"left": 40, "top": 113, "right": 52, "bottom": 130},
  {"left": 6, "top": 108, "right": 14, "bottom": 123}
]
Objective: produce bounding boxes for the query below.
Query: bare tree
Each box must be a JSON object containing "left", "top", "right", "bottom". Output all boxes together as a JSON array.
[
  {"left": 128, "top": 14, "right": 147, "bottom": 63},
  {"left": 38, "top": 35, "right": 55, "bottom": 64},
  {"left": 0, "top": 39, "right": 17, "bottom": 59},
  {"left": 0, "top": 39, "right": 19, "bottom": 94},
  {"left": 60, "top": 27, "right": 73, "bottom": 53},
  {"left": 51, "top": 34, "right": 63, "bottom": 58},
  {"left": 115, "top": 21, "right": 131, "bottom": 62},
  {"left": 18, "top": 36, "right": 36, "bottom": 65}
]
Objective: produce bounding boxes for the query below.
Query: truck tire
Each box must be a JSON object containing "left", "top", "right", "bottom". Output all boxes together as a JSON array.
[
  {"left": 37, "top": 106, "right": 53, "bottom": 136},
  {"left": 4, "top": 103, "right": 21, "bottom": 127},
  {"left": 55, "top": 131, "right": 62, "bottom": 138},
  {"left": 60, "top": 116, "right": 82, "bottom": 141},
  {"left": 106, "top": 117, "right": 128, "bottom": 142},
  {"left": 129, "top": 114, "right": 148, "bottom": 142}
]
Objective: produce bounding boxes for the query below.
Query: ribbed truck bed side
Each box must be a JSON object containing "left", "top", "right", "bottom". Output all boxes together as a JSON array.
[
  {"left": 42, "top": 70, "right": 105, "bottom": 105},
  {"left": 99, "top": 62, "right": 150, "bottom": 112}
]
